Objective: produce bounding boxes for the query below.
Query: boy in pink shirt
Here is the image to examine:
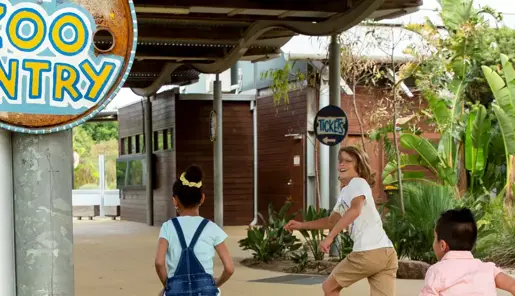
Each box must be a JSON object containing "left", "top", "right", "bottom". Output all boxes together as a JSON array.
[{"left": 420, "top": 208, "right": 515, "bottom": 295}]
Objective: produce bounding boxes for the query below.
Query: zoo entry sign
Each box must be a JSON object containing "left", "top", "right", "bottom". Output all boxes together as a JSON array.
[
  {"left": 314, "top": 105, "right": 349, "bottom": 146},
  {"left": 0, "top": 0, "right": 137, "bottom": 134}
]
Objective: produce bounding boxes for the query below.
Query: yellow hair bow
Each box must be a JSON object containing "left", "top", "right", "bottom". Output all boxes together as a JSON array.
[{"left": 180, "top": 173, "right": 202, "bottom": 188}]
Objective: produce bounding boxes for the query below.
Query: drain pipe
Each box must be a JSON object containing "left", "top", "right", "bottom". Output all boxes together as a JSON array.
[{"left": 250, "top": 62, "right": 259, "bottom": 226}]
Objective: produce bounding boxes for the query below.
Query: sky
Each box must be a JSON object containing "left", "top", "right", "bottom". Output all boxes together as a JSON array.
[{"left": 106, "top": 0, "right": 515, "bottom": 111}]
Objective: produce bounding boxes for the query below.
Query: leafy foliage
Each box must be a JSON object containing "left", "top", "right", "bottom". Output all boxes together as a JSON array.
[
  {"left": 299, "top": 206, "right": 331, "bottom": 260},
  {"left": 384, "top": 182, "right": 457, "bottom": 264},
  {"left": 73, "top": 122, "right": 119, "bottom": 189},
  {"left": 238, "top": 202, "right": 302, "bottom": 262},
  {"left": 260, "top": 61, "right": 305, "bottom": 106}
]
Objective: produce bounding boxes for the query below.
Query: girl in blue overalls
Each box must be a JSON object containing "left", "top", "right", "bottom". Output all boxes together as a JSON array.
[{"left": 154, "top": 165, "right": 234, "bottom": 296}]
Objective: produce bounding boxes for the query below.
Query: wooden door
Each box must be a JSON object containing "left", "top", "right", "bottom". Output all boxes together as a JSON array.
[{"left": 288, "top": 137, "right": 305, "bottom": 218}]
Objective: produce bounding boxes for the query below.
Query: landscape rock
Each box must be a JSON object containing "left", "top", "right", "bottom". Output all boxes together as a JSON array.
[{"left": 397, "top": 260, "right": 431, "bottom": 279}]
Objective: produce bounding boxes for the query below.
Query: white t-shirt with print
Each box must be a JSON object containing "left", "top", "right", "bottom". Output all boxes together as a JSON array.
[
  {"left": 332, "top": 177, "right": 393, "bottom": 252},
  {"left": 159, "top": 216, "right": 227, "bottom": 278}
]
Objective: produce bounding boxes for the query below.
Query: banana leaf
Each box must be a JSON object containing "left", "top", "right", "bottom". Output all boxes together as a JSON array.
[{"left": 465, "top": 104, "right": 491, "bottom": 177}]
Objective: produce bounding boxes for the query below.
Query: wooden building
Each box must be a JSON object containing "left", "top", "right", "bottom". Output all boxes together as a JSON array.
[{"left": 117, "top": 79, "right": 435, "bottom": 225}]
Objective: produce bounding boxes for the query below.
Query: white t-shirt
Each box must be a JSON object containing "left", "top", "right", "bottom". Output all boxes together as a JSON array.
[
  {"left": 332, "top": 177, "right": 393, "bottom": 252},
  {"left": 158, "top": 216, "right": 228, "bottom": 278}
]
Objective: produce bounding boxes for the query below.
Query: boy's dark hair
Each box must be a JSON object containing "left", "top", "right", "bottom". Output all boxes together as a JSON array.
[
  {"left": 435, "top": 208, "right": 477, "bottom": 251},
  {"left": 172, "top": 165, "right": 204, "bottom": 208}
]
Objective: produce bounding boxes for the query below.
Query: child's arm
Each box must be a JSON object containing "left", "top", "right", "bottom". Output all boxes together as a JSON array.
[
  {"left": 214, "top": 241, "right": 234, "bottom": 288},
  {"left": 319, "top": 196, "right": 364, "bottom": 253},
  {"left": 495, "top": 272, "right": 515, "bottom": 295},
  {"left": 154, "top": 238, "right": 169, "bottom": 287}
]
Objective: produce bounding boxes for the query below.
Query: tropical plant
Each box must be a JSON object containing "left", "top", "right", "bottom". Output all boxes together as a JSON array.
[
  {"left": 298, "top": 206, "right": 331, "bottom": 260},
  {"left": 238, "top": 201, "right": 302, "bottom": 262},
  {"left": 482, "top": 54, "right": 515, "bottom": 204},
  {"left": 383, "top": 182, "right": 457, "bottom": 264},
  {"left": 336, "top": 231, "right": 354, "bottom": 260}
]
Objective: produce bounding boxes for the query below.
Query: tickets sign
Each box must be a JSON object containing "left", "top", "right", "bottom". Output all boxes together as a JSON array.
[
  {"left": 314, "top": 105, "right": 349, "bottom": 146},
  {"left": 0, "top": 0, "right": 137, "bottom": 133}
]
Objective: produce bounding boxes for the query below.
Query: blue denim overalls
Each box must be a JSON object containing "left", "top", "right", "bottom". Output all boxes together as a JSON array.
[{"left": 165, "top": 218, "right": 219, "bottom": 296}]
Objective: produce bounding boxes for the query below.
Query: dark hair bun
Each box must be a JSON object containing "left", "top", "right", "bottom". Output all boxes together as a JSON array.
[{"left": 185, "top": 165, "right": 203, "bottom": 183}]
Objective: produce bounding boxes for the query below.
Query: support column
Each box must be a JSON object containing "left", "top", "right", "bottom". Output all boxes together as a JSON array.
[
  {"left": 12, "top": 131, "right": 74, "bottom": 296},
  {"left": 329, "top": 34, "right": 341, "bottom": 257},
  {"left": 319, "top": 66, "right": 330, "bottom": 210},
  {"left": 145, "top": 96, "right": 154, "bottom": 226},
  {"left": 213, "top": 74, "right": 223, "bottom": 227},
  {"left": 329, "top": 34, "right": 341, "bottom": 210},
  {"left": 99, "top": 154, "right": 105, "bottom": 218},
  {"left": 0, "top": 130, "right": 15, "bottom": 296}
]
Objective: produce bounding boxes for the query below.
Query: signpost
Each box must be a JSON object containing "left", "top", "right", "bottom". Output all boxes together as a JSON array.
[
  {"left": 314, "top": 105, "right": 349, "bottom": 146},
  {"left": 0, "top": 1, "right": 138, "bottom": 295}
]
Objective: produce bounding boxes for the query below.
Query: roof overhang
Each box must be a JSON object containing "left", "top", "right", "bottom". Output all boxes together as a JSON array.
[{"left": 115, "top": 0, "right": 423, "bottom": 94}]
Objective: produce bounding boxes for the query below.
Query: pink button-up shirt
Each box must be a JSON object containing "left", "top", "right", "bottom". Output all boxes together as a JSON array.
[{"left": 420, "top": 251, "right": 501, "bottom": 296}]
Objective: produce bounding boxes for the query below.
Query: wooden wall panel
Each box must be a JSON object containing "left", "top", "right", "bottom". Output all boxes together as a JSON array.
[{"left": 175, "top": 99, "right": 254, "bottom": 226}]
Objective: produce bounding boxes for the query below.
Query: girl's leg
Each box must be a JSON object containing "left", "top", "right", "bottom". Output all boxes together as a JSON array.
[{"left": 367, "top": 248, "right": 398, "bottom": 296}]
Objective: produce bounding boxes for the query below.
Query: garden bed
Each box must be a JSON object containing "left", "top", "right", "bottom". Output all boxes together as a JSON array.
[{"left": 241, "top": 257, "right": 431, "bottom": 280}]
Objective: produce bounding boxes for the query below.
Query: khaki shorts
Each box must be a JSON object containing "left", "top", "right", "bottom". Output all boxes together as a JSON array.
[{"left": 330, "top": 247, "right": 398, "bottom": 296}]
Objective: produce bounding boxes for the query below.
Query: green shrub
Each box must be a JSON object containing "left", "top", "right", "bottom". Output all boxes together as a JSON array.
[
  {"left": 384, "top": 182, "right": 457, "bottom": 264},
  {"left": 299, "top": 206, "right": 331, "bottom": 261},
  {"left": 337, "top": 231, "right": 354, "bottom": 260},
  {"left": 238, "top": 201, "right": 302, "bottom": 262}
]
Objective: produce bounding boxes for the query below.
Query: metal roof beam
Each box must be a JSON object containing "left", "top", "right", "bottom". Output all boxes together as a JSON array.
[{"left": 134, "top": 0, "right": 353, "bottom": 13}]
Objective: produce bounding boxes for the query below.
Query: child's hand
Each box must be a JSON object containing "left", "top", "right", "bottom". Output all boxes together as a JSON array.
[{"left": 320, "top": 236, "right": 334, "bottom": 253}]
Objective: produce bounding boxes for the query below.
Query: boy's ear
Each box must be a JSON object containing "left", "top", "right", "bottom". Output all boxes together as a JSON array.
[{"left": 439, "top": 239, "right": 449, "bottom": 253}]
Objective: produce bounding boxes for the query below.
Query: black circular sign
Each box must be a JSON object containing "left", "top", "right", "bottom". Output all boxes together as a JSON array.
[{"left": 314, "top": 105, "right": 349, "bottom": 146}]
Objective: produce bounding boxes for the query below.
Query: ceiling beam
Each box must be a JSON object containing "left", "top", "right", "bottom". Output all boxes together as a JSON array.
[
  {"left": 134, "top": 45, "right": 280, "bottom": 61},
  {"left": 134, "top": 0, "right": 352, "bottom": 13}
]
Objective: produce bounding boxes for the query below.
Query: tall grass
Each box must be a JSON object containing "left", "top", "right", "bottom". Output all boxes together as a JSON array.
[{"left": 383, "top": 182, "right": 457, "bottom": 264}]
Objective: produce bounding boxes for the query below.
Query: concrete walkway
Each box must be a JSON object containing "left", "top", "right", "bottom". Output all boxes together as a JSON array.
[{"left": 73, "top": 219, "right": 511, "bottom": 296}]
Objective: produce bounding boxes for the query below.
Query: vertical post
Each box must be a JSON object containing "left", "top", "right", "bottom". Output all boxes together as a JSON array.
[
  {"left": 329, "top": 34, "right": 341, "bottom": 209},
  {"left": 213, "top": 74, "right": 224, "bottom": 227},
  {"left": 12, "top": 131, "right": 74, "bottom": 296},
  {"left": 0, "top": 130, "right": 15, "bottom": 296},
  {"left": 319, "top": 66, "right": 330, "bottom": 210},
  {"left": 145, "top": 96, "right": 154, "bottom": 226},
  {"left": 99, "top": 154, "right": 105, "bottom": 218},
  {"left": 329, "top": 34, "right": 341, "bottom": 257},
  {"left": 250, "top": 62, "right": 259, "bottom": 225}
]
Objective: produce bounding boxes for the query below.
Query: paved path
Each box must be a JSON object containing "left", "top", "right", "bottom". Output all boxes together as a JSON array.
[{"left": 73, "top": 219, "right": 511, "bottom": 296}]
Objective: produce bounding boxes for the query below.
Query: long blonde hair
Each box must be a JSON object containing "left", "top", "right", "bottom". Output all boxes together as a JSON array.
[{"left": 339, "top": 146, "right": 376, "bottom": 187}]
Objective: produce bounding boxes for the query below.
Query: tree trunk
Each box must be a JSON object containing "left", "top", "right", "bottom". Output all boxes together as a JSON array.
[
  {"left": 392, "top": 91, "right": 405, "bottom": 215},
  {"left": 352, "top": 83, "right": 367, "bottom": 154}
]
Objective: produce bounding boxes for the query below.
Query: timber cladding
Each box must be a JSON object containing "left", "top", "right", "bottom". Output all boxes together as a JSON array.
[
  {"left": 117, "top": 93, "right": 254, "bottom": 226},
  {"left": 118, "top": 93, "right": 177, "bottom": 226},
  {"left": 175, "top": 99, "right": 254, "bottom": 226}
]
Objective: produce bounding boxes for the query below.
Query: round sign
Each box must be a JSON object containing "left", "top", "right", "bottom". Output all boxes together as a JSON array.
[
  {"left": 73, "top": 151, "right": 80, "bottom": 169},
  {"left": 209, "top": 110, "right": 217, "bottom": 142},
  {"left": 314, "top": 105, "right": 349, "bottom": 146},
  {"left": 0, "top": 0, "right": 138, "bottom": 134}
]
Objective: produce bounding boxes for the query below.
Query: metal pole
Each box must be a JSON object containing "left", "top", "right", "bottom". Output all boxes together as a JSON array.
[
  {"left": 12, "top": 131, "right": 74, "bottom": 296},
  {"left": 213, "top": 74, "right": 223, "bottom": 227},
  {"left": 0, "top": 130, "right": 15, "bottom": 296},
  {"left": 99, "top": 154, "right": 105, "bottom": 218},
  {"left": 329, "top": 34, "right": 341, "bottom": 257},
  {"left": 250, "top": 62, "right": 259, "bottom": 226},
  {"left": 319, "top": 66, "right": 330, "bottom": 210},
  {"left": 145, "top": 96, "right": 154, "bottom": 226}
]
